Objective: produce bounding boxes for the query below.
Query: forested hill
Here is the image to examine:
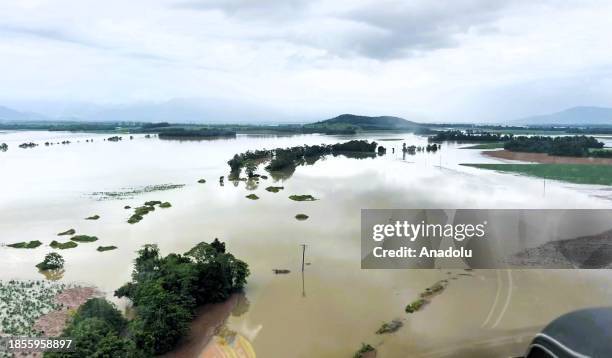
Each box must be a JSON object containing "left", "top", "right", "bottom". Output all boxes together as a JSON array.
[{"left": 305, "top": 114, "right": 421, "bottom": 131}]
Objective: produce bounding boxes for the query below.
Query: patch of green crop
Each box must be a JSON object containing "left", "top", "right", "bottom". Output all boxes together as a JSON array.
[{"left": 462, "top": 163, "right": 612, "bottom": 185}]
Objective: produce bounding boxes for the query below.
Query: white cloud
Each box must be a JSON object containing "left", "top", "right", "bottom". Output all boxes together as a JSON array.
[{"left": 0, "top": 0, "right": 611, "bottom": 121}]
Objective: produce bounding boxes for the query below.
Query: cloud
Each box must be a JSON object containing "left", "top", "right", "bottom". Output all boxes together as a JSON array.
[
  {"left": 173, "top": 0, "right": 310, "bottom": 18},
  {"left": 172, "top": 0, "right": 538, "bottom": 60},
  {"left": 0, "top": 24, "right": 105, "bottom": 49},
  {"left": 0, "top": 0, "right": 611, "bottom": 122},
  {"left": 335, "top": 0, "right": 516, "bottom": 59}
]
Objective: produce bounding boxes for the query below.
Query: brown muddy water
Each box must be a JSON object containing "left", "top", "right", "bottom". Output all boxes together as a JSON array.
[{"left": 1, "top": 130, "right": 612, "bottom": 357}]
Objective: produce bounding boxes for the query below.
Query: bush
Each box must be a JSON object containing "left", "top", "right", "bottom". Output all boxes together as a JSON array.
[{"left": 36, "top": 253, "right": 64, "bottom": 270}]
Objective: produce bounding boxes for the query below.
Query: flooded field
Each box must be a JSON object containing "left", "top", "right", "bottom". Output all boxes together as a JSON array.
[{"left": 1, "top": 130, "right": 612, "bottom": 357}]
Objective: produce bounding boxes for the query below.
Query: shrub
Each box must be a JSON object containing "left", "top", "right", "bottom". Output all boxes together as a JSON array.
[{"left": 36, "top": 253, "right": 64, "bottom": 270}]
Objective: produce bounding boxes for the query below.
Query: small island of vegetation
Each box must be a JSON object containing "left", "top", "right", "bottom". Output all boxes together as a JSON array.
[
  {"left": 289, "top": 194, "right": 317, "bottom": 201},
  {"left": 50, "top": 240, "right": 78, "bottom": 250},
  {"left": 70, "top": 235, "right": 98, "bottom": 243},
  {"left": 97, "top": 246, "right": 117, "bottom": 252},
  {"left": 36, "top": 253, "right": 65, "bottom": 271},
  {"left": 57, "top": 229, "right": 76, "bottom": 236},
  {"left": 8, "top": 240, "right": 43, "bottom": 249},
  {"left": 85, "top": 214, "right": 100, "bottom": 220},
  {"left": 228, "top": 140, "right": 379, "bottom": 179}
]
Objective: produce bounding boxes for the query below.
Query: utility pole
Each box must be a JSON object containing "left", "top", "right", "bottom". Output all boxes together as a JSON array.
[{"left": 300, "top": 244, "right": 307, "bottom": 272}]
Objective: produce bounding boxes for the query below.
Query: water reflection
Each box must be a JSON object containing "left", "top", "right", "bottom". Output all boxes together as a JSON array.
[{"left": 39, "top": 269, "right": 65, "bottom": 281}]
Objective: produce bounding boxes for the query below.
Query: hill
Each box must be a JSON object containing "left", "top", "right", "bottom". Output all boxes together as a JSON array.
[
  {"left": 513, "top": 106, "right": 612, "bottom": 126},
  {"left": 0, "top": 106, "right": 47, "bottom": 122},
  {"left": 305, "top": 114, "right": 421, "bottom": 131}
]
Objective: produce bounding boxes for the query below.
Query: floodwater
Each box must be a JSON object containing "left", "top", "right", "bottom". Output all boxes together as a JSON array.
[{"left": 1, "top": 130, "right": 612, "bottom": 357}]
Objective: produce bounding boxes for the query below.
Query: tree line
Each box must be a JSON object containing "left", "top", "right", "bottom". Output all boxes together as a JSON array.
[{"left": 228, "top": 140, "right": 379, "bottom": 177}]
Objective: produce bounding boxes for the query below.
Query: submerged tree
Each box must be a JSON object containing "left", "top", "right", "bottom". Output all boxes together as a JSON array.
[{"left": 36, "top": 253, "right": 64, "bottom": 271}]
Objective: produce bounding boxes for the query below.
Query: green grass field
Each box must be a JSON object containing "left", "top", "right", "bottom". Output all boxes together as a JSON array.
[
  {"left": 461, "top": 163, "right": 612, "bottom": 185},
  {"left": 460, "top": 142, "right": 505, "bottom": 149}
]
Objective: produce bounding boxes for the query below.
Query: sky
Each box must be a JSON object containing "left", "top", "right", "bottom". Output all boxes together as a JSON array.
[{"left": 1, "top": 0, "right": 612, "bottom": 122}]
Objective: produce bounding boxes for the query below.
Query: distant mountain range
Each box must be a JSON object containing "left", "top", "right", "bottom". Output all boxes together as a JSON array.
[
  {"left": 306, "top": 114, "right": 420, "bottom": 130},
  {"left": 512, "top": 106, "right": 612, "bottom": 126},
  {"left": 0, "top": 99, "right": 292, "bottom": 124},
  {"left": 0, "top": 105, "right": 48, "bottom": 122}
]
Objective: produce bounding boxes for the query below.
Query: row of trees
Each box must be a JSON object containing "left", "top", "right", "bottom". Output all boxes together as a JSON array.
[
  {"left": 429, "top": 130, "right": 513, "bottom": 142},
  {"left": 503, "top": 135, "right": 604, "bottom": 157},
  {"left": 157, "top": 128, "right": 237, "bottom": 139},
  {"left": 46, "top": 239, "right": 249, "bottom": 357},
  {"left": 228, "top": 140, "right": 379, "bottom": 177}
]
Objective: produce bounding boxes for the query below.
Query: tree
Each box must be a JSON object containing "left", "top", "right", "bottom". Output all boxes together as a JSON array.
[
  {"left": 36, "top": 253, "right": 64, "bottom": 270},
  {"left": 73, "top": 298, "right": 126, "bottom": 333}
]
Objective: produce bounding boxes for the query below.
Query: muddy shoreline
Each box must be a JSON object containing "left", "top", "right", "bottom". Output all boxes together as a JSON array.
[{"left": 33, "top": 287, "right": 100, "bottom": 337}]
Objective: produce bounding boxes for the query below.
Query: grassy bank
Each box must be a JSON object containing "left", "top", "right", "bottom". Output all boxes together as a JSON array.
[
  {"left": 462, "top": 163, "right": 612, "bottom": 185},
  {"left": 461, "top": 142, "right": 505, "bottom": 149}
]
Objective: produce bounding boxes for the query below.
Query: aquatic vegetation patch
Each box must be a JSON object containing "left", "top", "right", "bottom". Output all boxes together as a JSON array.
[
  {"left": 353, "top": 343, "right": 376, "bottom": 358},
  {"left": 7, "top": 240, "right": 42, "bottom": 249},
  {"left": 70, "top": 235, "right": 98, "bottom": 242},
  {"left": 420, "top": 280, "right": 447, "bottom": 299},
  {"left": 198, "top": 178, "right": 206, "bottom": 183},
  {"left": 289, "top": 194, "right": 317, "bottom": 201},
  {"left": 272, "top": 269, "right": 291, "bottom": 274},
  {"left": 405, "top": 298, "right": 426, "bottom": 313},
  {"left": 36, "top": 253, "right": 65, "bottom": 271},
  {"left": 85, "top": 214, "right": 100, "bottom": 220},
  {"left": 128, "top": 200, "right": 171, "bottom": 223},
  {"left": 97, "top": 245, "right": 117, "bottom": 252},
  {"left": 265, "top": 186, "right": 284, "bottom": 193},
  {"left": 295, "top": 214, "right": 309, "bottom": 220},
  {"left": 128, "top": 214, "right": 144, "bottom": 224},
  {"left": 0, "top": 143, "right": 7, "bottom": 151},
  {"left": 19, "top": 142, "right": 38, "bottom": 149},
  {"left": 90, "top": 183, "right": 185, "bottom": 200},
  {"left": 57, "top": 228, "right": 75, "bottom": 236},
  {"left": 50, "top": 240, "right": 78, "bottom": 250},
  {"left": 376, "top": 319, "right": 403, "bottom": 334},
  {"left": 246, "top": 194, "right": 259, "bottom": 200},
  {"left": 0, "top": 280, "right": 69, "bottom": 337}
]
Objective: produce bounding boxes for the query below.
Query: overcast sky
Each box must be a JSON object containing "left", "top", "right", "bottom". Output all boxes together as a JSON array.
[{"left": 1, "top": 0, "right": 612, "bottom": 122}]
